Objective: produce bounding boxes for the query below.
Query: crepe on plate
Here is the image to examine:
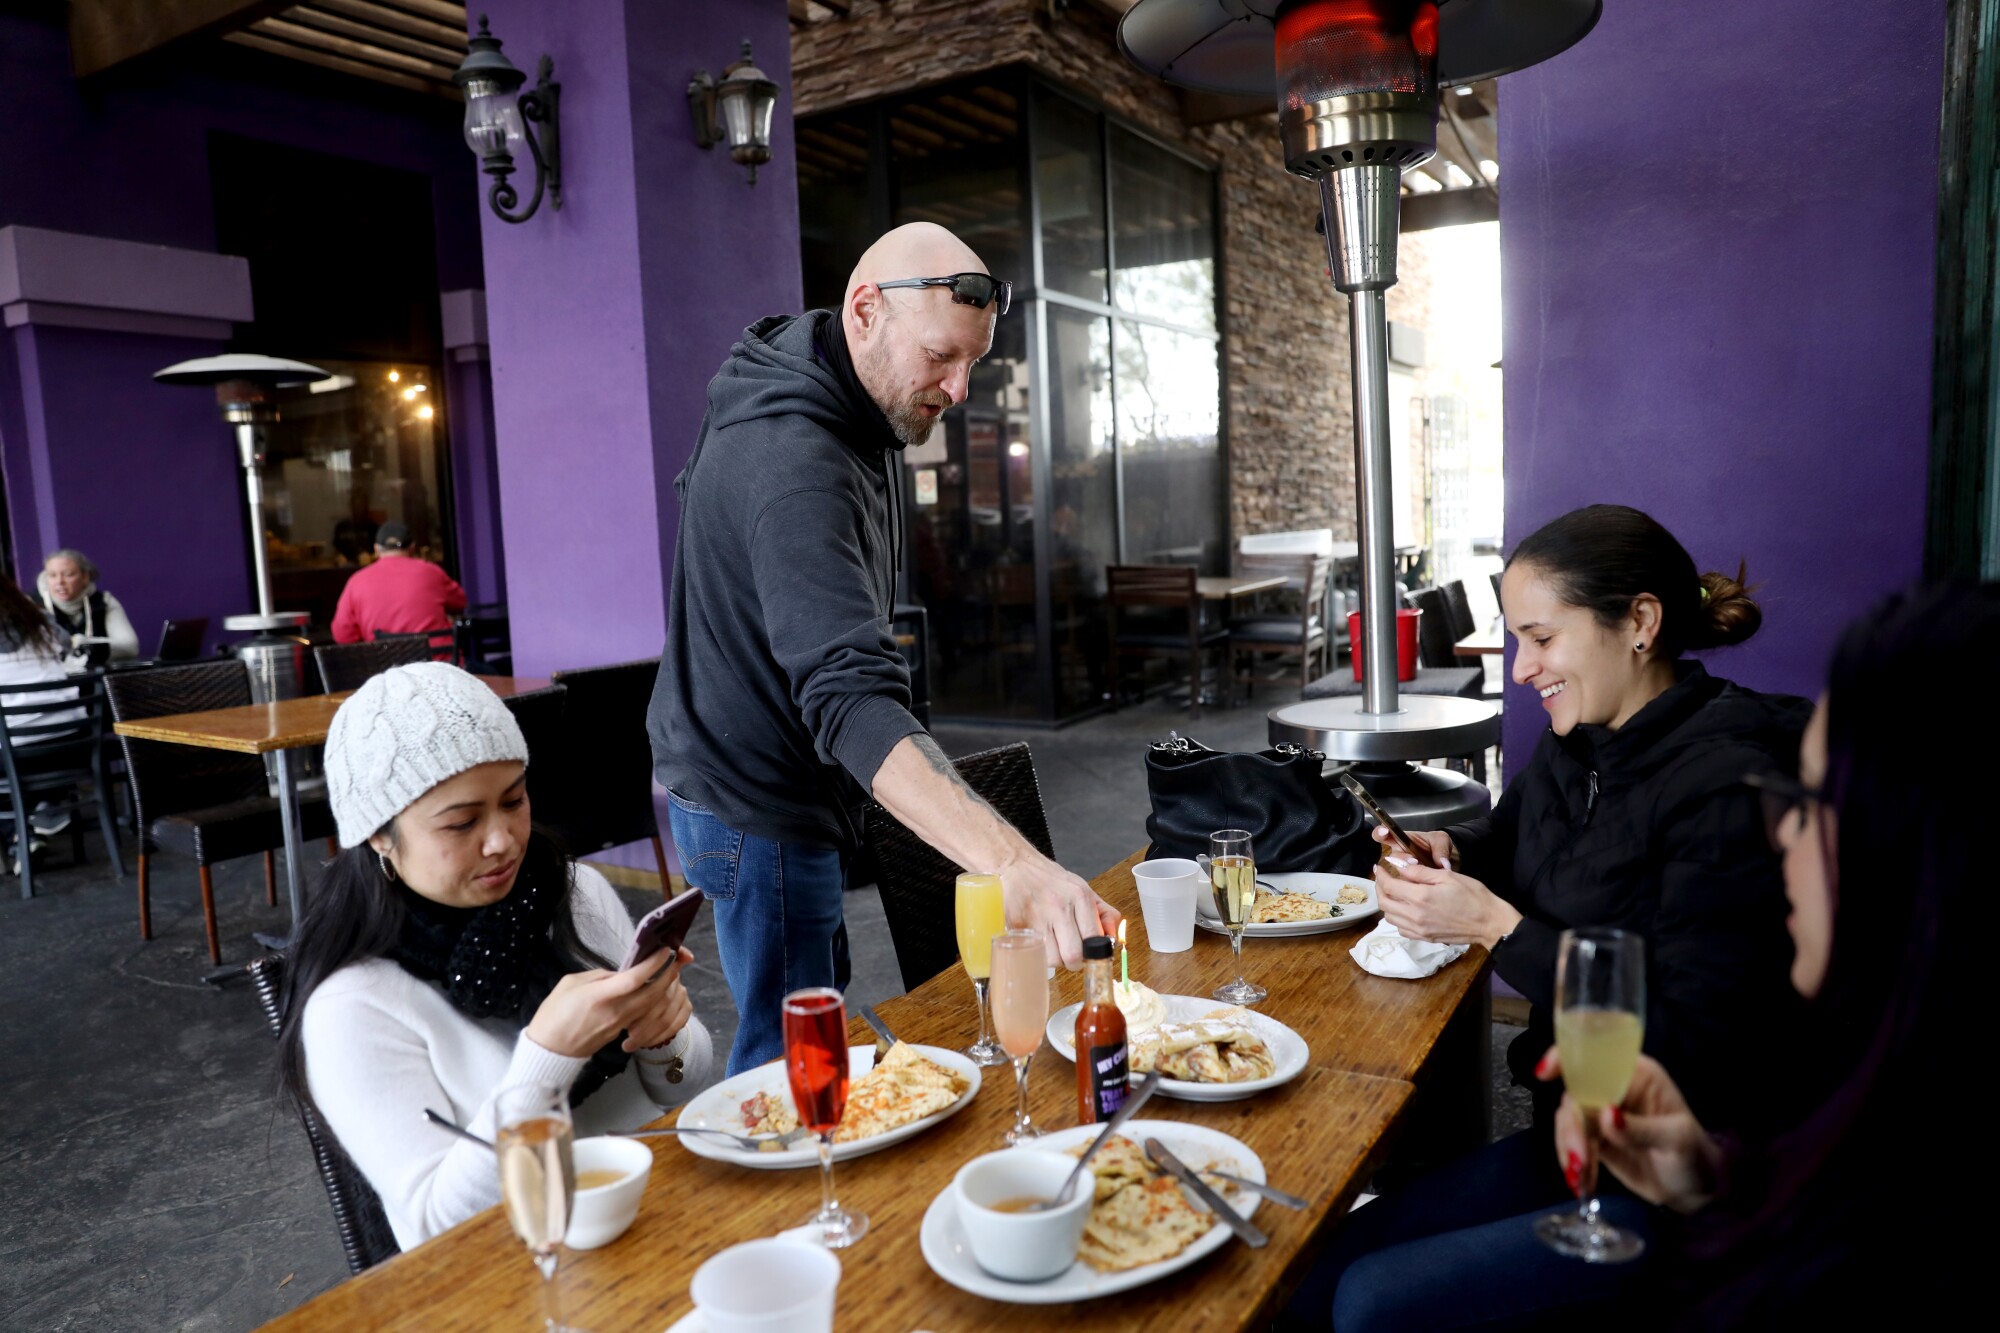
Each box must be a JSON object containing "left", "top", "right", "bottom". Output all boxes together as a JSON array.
[
  {"left": 1129, "top": 1010, "right": 1278, "bottom": 1084},
  {"left": 1069, "top": 1133, "right": 1231, "bottom": 1273},
  {"left": 831, "top": 1040, "right": 969, "bottom": 1143},
  {"left": 1250, "top": 890, "right": 1338, "bottom": 924}
]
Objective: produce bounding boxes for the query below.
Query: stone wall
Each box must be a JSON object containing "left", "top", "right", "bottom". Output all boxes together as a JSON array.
[{"left": 792, "top": 0, "right": 1438, "bottom": 546}]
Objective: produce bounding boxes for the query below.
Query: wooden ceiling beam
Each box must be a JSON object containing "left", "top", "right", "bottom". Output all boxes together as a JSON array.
[
  {"left": 310, "top": 0, "right": 466, "bottom": 48},
  {"left": 251, "top": 14, "right": 456, "bottom": 78},
  {"left": 69, "top": 0, "right": 295, "bottom": 77},
  {"left": 1401, "top": 187, "right": 1498, "bottom": 232},
  {"left": 222, "top": 29, "right": 446, "bottom": 96},
  {"left": 282, "top": 7, "right": 465, "bottom": 64}
]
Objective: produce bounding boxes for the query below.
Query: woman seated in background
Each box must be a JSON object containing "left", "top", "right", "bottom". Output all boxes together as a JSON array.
[
  {"left": 1286, "top": 504, "right": 1813, "bottom": 1329},
  {"left": 276, "top": 662, "right": 714, "bottom": 1249},
  {"left": 1, "top": 569, "right": 84, "bottom": 869},
  {"left": 38, "top": 548, "right": 138, "bottom": 670},
  {"left": 1544, "top": 582, "right": 1980, "bottom": 1322}
]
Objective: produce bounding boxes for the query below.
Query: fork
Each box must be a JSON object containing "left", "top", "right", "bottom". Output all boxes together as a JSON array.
[{"left": 619, "top": 1124, "right": 815, "bottom": 1151}]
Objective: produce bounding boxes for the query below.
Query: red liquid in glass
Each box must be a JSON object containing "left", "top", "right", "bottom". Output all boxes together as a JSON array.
[{"left": 784, "top": 995, "right": 850, "bottom": 1133}]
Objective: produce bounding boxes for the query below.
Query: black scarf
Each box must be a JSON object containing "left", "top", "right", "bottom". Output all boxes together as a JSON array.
[{"left": 389, "top": 870, "right": 630, "bottom": 1107}]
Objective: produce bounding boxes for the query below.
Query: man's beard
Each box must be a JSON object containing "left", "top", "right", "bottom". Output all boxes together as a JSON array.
[{"left": 858, "top": 337, "right": 949, "bottom": 446}]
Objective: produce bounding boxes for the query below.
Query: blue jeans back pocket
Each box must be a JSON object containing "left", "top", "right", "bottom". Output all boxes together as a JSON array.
[{"left": 666, "top": 791, "right": 742, "bottom": 901}]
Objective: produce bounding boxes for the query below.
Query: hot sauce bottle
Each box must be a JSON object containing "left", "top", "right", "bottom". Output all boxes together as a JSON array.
[{"left": 1075, "top": 935, "right": 1129, "bottom": 1124}]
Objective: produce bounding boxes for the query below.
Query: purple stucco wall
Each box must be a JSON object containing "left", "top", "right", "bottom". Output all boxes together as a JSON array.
[
  {"left": 1498, "top": 0, "right": 1945, "bottom": 766},
  {"left": 478, "top": 0, "right": 801, "bottom": 678},
  {"left": 445, "top": 355, "right": 506, "bottom": 607}
]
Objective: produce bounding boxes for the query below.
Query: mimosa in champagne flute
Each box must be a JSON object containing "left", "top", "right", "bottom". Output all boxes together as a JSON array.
[
  {"left": 495, "top": 1083, "right": 586, "bottom": 1333},
  {"left": 988, "top": 928, "right": 1048, "bottom": 1144},
  {"left": 953, "top": 872, "right": 1010, "bottom": 1067},
  {"left": 1536, "top": 927, "right": 1647, "bottom": 1263},
  {"left": 1201, "top": 829, "right": 1266, "bottom": 1005},
  {"left": 784, "top": 987, "right": 870, "bottom": 1248}
]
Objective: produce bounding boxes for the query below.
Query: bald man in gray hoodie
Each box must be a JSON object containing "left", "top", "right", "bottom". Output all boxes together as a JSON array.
[{"left": 649, "top": 223, "right": 1119, "bottom": 1073}]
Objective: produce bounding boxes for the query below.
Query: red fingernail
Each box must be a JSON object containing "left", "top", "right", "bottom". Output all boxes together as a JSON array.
[
  {"left": 1611, "top": 1107, "right": 1626, "bottom": 1131},
  {"left": 1563, "top": 1151, "right": 1581, "bottom": 1193},
  {"left": 1535, "top": 1051, "right": 1553, "bottom": 1078}
]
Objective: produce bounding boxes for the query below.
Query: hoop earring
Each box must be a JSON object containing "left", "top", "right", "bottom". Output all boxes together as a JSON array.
[{"left": 378, "top": 852, "right": 397, "bottom": 883}]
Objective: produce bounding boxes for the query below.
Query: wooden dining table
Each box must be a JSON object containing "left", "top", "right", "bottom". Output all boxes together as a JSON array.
[
  {"left": 1194, "top": 574, "right": 1287, "bottom": 602},
  {"left": 112, "top": 675, "right": 552, "bottom": 951},
  {"left": 260, "top": 852, "right": 1489, "bottom": 1333}
]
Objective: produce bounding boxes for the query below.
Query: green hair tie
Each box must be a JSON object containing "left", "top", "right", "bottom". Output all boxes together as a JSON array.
[{"left": 1699, "top": 585, "right": 1711, "bottom": 603}]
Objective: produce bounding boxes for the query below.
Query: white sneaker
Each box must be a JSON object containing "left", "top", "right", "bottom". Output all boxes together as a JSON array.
[
  {"left": 30, "top": 803, "right": 71, "bottom": 837},
  {"left": 11, "top": 834, "right": 48, "bottom": 875}
]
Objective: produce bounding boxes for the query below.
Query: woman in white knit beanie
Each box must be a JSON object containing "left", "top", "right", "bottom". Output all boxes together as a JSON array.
[{"left": 275, "top": 662, "right": 714, "bottom": 1250}]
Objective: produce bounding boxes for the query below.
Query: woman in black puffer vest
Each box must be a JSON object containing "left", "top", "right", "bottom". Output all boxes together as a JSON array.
[{"left": 1288, "top": 504, "right": 1812, "bottom": 1332}]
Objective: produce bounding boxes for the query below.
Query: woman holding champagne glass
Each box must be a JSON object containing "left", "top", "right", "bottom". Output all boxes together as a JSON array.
[
  {"left": 1537, "top": 583, "right": 1982, "bottom": 1322},
  {"left": 276, "top": 664, "right": 716, "bottom": 1252},
  {"left": 1285, "top": 506, "right": 1813, "bottom": 1329}
]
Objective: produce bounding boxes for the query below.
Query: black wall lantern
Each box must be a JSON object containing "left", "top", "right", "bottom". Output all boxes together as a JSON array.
[
  {"left": 453, "top": 15, "right": 562, "bottom": 224},
  {"left": 689, "top": 41, "right": 780, "bottom": 185}
]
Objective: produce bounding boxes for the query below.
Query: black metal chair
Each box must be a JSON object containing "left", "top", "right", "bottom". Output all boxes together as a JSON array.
[
  {"left": 1407, "top": 587, "right": 1462, "bottom": 669},
  {"left": 105, "top": 661, "right": 336, "bottom": 964},
  {"left": 246, "top": 955, "right": 399, "bottom": 1274},
  {"left": 862, "top": 742, "right": 1055, "bottom": 994},
  {"left": 546, "top": 659, "right": 669, "bottom": 885},
  {"left": 1, "top": 675, "right": 127, "bottom": 899},
  {"left": 313, "top": 637, "right": 433, "bottom": 695},
  {"left": 1107, "top": 564, "right": 1229, "bottom": 719},
  {"left": 501, "top": 685, "right": 569, "bottom": 830},
  {"left": 374, "top": 626, "right": 458, "bottom": 662},
  {"left": 1441, "top": 580, "right": 1477, "bottom": 644}
]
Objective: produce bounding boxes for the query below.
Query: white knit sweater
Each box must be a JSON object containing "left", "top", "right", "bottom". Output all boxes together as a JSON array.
[{"left": 301, "top": 865, "right": 715, "bottom": 1249}]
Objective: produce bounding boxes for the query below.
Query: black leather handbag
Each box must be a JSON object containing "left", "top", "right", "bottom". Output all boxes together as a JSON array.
[{"left": 1144, "top": 735, "right": 1373, "bottom": 875}]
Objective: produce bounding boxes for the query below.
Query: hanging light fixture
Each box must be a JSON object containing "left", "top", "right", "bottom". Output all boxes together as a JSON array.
[
  {"left": 452, "top": 14, "right": 563, "bottom": 224},
  {"left": 689, "top": 41, "right": 782, "bottom": 185}
]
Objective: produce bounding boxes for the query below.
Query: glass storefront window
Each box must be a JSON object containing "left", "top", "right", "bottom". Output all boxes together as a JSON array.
[
  {"left": 1034, "top": 88, "right": 1108, "bottom": 304},
  {"left": 1046, "top": 308, "right": 1116, "bottom": 715},
  {"left": 1117, "top": 321, "right": 1224, "bottom": 570},
  {"left": 1110, "top": 127, "right": 1217, "bottom": 334},
  {"left": 262, "top": 360, "right": 450, "bottom": 627}
]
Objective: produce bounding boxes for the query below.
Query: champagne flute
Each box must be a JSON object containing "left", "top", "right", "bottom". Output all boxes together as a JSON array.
[
  {"left": 495, "top": 1083, "right": 585, "bottom": 1333},
  {"left": 783, "top": 987, "right": 870, "bottom": 1248},
  {"left": 1201, "top": 829, "right": 1266, "bottom": 1005},
  {"left": 988, "top": 928, "right": 1048, "bottom": 1144},
  {"left": 1535, "top": 927, "right": 1647, "bottom": 1263},
  {"left": 954, "top": 872, "right": 1011, "bottom": 1067}
]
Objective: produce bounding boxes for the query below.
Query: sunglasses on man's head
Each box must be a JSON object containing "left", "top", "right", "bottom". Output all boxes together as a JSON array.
[{"left": 876, "top": 272, "right": 1012, "bottom": 316}]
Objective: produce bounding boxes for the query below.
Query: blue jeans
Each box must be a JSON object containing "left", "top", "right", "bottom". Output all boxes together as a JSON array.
[
  {"left": 666, "top": 792, "right": 852, "bottom": 1075},
  {"left": 1282, "top": 1129, "right": 1659, "bottom": 1331}
]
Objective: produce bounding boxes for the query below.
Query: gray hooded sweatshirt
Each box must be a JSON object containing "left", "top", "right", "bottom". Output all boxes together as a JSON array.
[{"left": 647, "top": 311, "right": 921, "bottom": 849}]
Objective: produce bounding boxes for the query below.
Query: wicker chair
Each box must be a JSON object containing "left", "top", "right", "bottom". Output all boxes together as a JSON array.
[
  {"left": 0, "top": 674, "right": 127, "bottom": 900},
  {"left": 546, "top": 659, "right": 669, "bottom": 885},
  {"left": 246, "top": 955, "right": 399, "bottom": 1274},
  {"left": 104, "top": 661, "right": 336, "bottom": 964},
  {"left": 313, "top": 637, "right": 433, "bottom": 695},
  {"left": 862, "top": 742, "right": 1055, "bottom": 993}
]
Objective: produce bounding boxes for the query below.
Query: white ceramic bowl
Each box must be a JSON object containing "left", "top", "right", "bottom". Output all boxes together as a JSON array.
[
  {"left": 565, "top": 1135, "right": 653, "bottom": 1250},
  {"left": 691, "top": 1237, "right": 841, "bottom": 1333},
  {"left": 953, "top": 1150, "right": 1094, "bottom": 1282}
]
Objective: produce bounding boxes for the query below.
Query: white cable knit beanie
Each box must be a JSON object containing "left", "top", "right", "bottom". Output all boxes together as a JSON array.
[{"left": 325, "top": 662, "right": 530, "bottom": 848}]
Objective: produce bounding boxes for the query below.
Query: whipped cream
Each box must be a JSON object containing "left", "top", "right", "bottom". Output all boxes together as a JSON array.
[{"left": 1112, "top": 979, "right": 1167, "bottom": 1034}]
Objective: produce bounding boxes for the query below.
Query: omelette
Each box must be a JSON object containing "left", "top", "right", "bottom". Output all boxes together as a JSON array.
[
  {"left": 1250, "top": 891, "right": 1335, "bottom": 924},
  {"left": 831, "top": 1041, "right": 967, "bottom": 1143}
]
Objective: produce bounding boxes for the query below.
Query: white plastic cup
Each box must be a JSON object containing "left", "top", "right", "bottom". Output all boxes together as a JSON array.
[
  {"left": 1133, "top": 857, "right": 1202, "bottom": 952},
  {"left": 953, "top": 1150, "right": 1094, "bottom": 1281},
  {"left": 690, "top": 1237, "right": 840, "bottom": 1333},
  {"left": 564, "top": 1135, "right": 653, "bottom": 1250}
]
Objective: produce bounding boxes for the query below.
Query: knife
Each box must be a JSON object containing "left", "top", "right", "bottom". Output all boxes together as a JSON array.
[
  {"left": 858, "top": 1004, "right": 898, "bottom": 1055},
  {"left": 1206, "top": 1168, "right": 1309, "bottom": 1210},
  {"left": 1144, "top": 1138, "right": 1268, "bottom": 1248}
]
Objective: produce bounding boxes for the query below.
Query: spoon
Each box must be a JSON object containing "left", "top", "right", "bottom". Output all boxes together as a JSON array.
[
  {"left": 424, "top": 1108, "right": 493, "bottom": 1150},
  {"left": 1026, "top": 1069, "right": 1162, "bottom": 1212}
]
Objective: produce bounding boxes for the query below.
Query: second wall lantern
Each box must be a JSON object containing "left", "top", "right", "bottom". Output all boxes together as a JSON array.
[
  {"left": 453, "top": 15, "right": 562, "bottom": 224},
  {"left": 689, "top": 41, "right": 780, "bottom": 185}
]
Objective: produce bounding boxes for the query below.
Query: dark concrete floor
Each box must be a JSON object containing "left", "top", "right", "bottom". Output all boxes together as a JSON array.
[{"left": 0, "top": 690, "right": 1521, "bottom": 1331}]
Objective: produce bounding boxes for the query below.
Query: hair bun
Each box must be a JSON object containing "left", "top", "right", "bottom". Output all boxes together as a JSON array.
[{"left": 1694, "top": 563, "right": 1761, "bottom": 649}]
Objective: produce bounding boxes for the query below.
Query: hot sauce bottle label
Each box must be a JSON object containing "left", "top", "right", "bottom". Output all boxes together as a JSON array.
[{"left": 1086, "top": 1043, "right": 1129, "bottom": 1121}]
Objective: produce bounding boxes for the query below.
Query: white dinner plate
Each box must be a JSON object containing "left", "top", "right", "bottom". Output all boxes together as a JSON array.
[
  {"left": 673, "top": 1044, "right": 979, "bottom": 1170},
  {"left": 1194, "top": 870, "right": 1379, "bottom": 938},
  {"left": 919, "top": 1119, "right": 1265, "bottom": 1304},
  {"left": 1044, "top": 995, "right": 1309, "bottom": 1102},
  {"left": 661, "top": 1312, "right": 702, "bottom": 1333}
]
